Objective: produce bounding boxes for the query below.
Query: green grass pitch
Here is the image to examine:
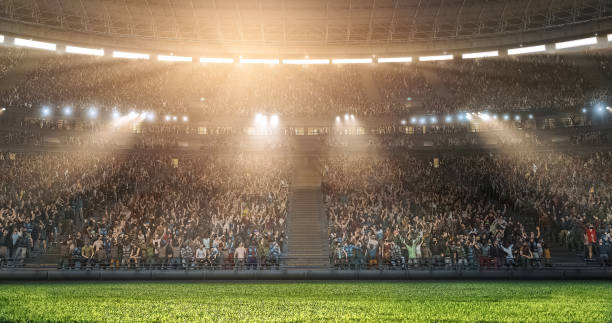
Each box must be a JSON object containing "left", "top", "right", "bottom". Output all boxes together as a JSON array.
[{"left": 0, "top": 281, "right": 610, "bottom": 322}]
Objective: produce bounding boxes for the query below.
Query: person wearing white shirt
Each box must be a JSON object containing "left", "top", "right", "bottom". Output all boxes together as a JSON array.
[{"left": 195, "top": 245, "right": 207, "bottom": 269}]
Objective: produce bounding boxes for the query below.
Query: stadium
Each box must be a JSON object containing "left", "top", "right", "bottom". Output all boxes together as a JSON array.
[{"left": 0, "top": 0, "right": 611, "bottom": 321}]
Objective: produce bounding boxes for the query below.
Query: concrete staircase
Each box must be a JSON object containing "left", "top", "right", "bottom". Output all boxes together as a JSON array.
[{"left": 286, "top": 158, "right": 329, "bottom": 269}]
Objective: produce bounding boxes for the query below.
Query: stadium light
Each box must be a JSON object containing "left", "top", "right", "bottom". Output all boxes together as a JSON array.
[
  {"left": 41, "top": 106, "right": 51, "bottom": 117},
  {"left": 158, "top": 55, "right": 192, "bottom": 62},
  {"left": 63, "top": 107, "right": 72, "bottom": 116},
  {"left": 507, "top": 45, "right": 546, "bottom": 55},
  {"left": 112, "top": 51, "right": 150, "bottom": 60},
  {"left": 331, "top": 58, "right": 372, "bottom": 64},
  {"left": 282, "top": 59, "right": 330, "bottom": 65},
  {"left": 378, "top": 57, "right": 413, "bottom": 63},
  {"left": 200, "top": 57, "right": 234, "bottom": 64},
  {"left": 239, "top": 58, "right": 279, "bottom": 64},
  {"left": 555, "top": 37, "right": 597, "bottom": 50},
  {"left": 270, "top": 114, "right": 279, "bottom": 127},
  {"left": 65, "top": 45, "right": 104, "bottom": 56},
  {"left": 0, "top": 35, "right": 4, "bottom": 43},
  {"left": 462, "top": 51, "right": 498, "bottom": 59},
  {"left": 14, "top": 38, "right": 56, "bottom": 51},
  {"left": 88, "top": 108, "right": 98, "bottom": 119},
  {"left": 419, "top": 55, "right": 453, "bottom": 62}
]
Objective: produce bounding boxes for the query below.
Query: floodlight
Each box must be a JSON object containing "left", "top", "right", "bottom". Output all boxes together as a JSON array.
[
  {"left": 378, "top": 57, "right": 412, "bottom": 63},
  {"left": 462, "top": 51, "right": 498, "bottom": 59},
  {"left": 555, "top": 37, "right": 597, "bottom": 50},
  {"left": 14, "top": 38, "right": 56, "bottom": 51},
  {"left": 508, "top": 45, "right": 546, "bottom": 55},
  {"left": 66, "top": 45, "right": 104, "bottom": 56},
  {"left": 419, "top": 55, "right": 453, "bottom": 62},
  {"left": 112, "top": 51, "right": 150, "bottom": 60}
]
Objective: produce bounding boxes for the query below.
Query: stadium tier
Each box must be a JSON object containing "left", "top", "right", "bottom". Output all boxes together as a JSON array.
[{"left": 2, "top": 2, "right": 612, "bottom": 321}]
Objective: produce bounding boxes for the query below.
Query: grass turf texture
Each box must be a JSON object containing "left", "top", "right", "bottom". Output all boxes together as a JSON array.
[{"left": 0, "top": 281, "right": 610, "bottom": 322}]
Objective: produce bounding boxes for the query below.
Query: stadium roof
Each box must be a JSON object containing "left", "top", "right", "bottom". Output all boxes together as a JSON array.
[{"left": 1, "top": 0, "right": 611, "bottom": 55}]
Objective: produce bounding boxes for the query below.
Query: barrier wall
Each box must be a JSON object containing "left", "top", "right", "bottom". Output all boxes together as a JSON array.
[{"left": 0, "top": 269, "right": 610, "bottom": 281}]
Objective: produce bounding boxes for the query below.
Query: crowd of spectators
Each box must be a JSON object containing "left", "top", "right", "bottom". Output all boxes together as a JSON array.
[
  {"left": 0, "top": 152, "right": 290, "bottom": 269},
  {"left": 323, "top": 152, "right": 612, "bottom": 270},
  {"left": 0, "top": 47, "right": 610, "bottom": 118}
]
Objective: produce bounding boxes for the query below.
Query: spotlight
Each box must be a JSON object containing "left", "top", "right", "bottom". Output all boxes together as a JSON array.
[
  {"left": 503, "top": 114, "right": 510, "bottom": 121},
  {"left": 480, "top": 113, "right": 490, "bottom": 122},
  {"left": 410, "top": 117, "right": 417, "bottom": 124},
  {"left": 1, "top": 108, "right": 5, "bottom": 111},
  {"left": 172, "top": 116, "right": 177, "bottom": 121},
  {"left": 419, "top": 117, "right": 426, "bottom": 125},
  {"left": 493, "top": 114, "right": 498, "bottom": 120},
  {"left": 596, "top": 106, "right": 604, "bottom": 113},
  {"left": 582, "top": 108, "right": 587, "bottom": 113},
  {"left": 457, "top": 114, "right": 465, "bottom": 121},
  {"left": 350, "top": 114, "right": 355, "bottom": 120},
  {"left": 41, "top": 106, "right": 51, "bottom": 117},
  {"left": 128, "top": 110, "right": 138, "bottom": 119},
  {"left": 515, "top": 115, "right": 521, "bottom": 121},
  {"left": 335, "top": 116, "right": 341, "bottom": 123},
  {"left": 112, "top": 110, "right": 121, "bottom": 120},
  {"left": 344, "top": 114, "right": 349, "bottom": 121},
  {"left": 270, "top": 114, "right": 279, "bottom": 127},
  {"left": 465, "top": 113, "right": 472, "bottom": 121},
  {"left": 182, "top": 116, "right": 188, "bottom": 122},
  {"left": 165, "top": 115, "right": 171, "bottom": 121},
  {"left": 445, "top": 116, "right": 452, "bottom": 123},
  {"left": 146, "top": 112, "right": 155, "bottom": 121},
  {"left": 401, "top": 119, "right": 407, "bottom": 125},
  {"left": 528, "top": 114, "right": 534, "bottom": 120},
  {"left": 430, "top": 116, "right": 437, "bottom": 124},
  {"left": 88, "top": 108, "right": 98, "bottom": 119},
  {"left": 63, "top": 107, "right": 72, "bottom": 116}
]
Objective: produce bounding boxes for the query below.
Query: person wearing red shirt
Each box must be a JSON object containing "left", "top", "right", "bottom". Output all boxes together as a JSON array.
[{"left": 586, "top": 224, "right": 597, "bottom": 260}]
